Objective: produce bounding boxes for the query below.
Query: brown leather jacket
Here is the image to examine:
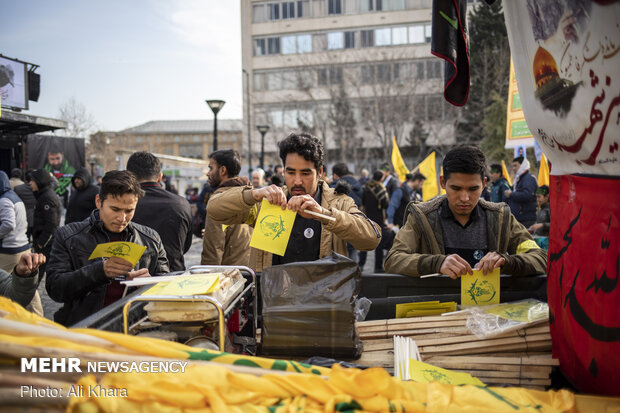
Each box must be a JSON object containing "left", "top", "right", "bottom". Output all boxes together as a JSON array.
[
  {"left": 207, "top": 181, "right": 382, "bottom": 272},
  {"left": 201, "top": 179, "right": 252, "bottom": 266}
]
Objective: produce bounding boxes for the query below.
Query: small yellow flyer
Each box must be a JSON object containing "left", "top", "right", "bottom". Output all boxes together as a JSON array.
[
  {"left": 409, "top": 359, "right": 484, "bottom": 386},
  {"left": 143, "top": 274, "right": 220, "bottom": 296},
  {"left": 461, "top": 268, "right": 500, "bottom": 307},
  {"left": 249, "top": 199, "right": 296, "bottom": 256},
  {"left": 88, "top": 241, "right": 146, "bottom": 267}
]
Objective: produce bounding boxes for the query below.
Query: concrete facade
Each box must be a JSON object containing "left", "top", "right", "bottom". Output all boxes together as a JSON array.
[{"left": 241, "top": 0, "right": 457, "bottom": 170}]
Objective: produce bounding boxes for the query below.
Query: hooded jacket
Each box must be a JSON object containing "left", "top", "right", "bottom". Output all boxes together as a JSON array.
[
  {"left": 30, "top": 169, "right": 61, "bottom": 251},
  {"left": 384, "top": 195, "right": 547, "bottom": 277},
  {"left": 131, "top": 181, "right": 192, "bottom": 272},
  {"left": 207, "top": 181, "right": 381, "bottom": 273},
  {"left": 0, "top": 171, "right": 29, "bottom": 254},
  {"left": 201, "top": 177, "right": 253, "bottom": 266},
  {"left": 45, "top": 211, "right": 170, "bottom": 326},
  {"left": 65, "top": 167, "right": 100, "bottom": 224}
]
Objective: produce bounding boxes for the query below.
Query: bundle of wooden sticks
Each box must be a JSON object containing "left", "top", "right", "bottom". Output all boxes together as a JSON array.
[{"left": 355, "top": 313, "right": 555, "bottom": 390}]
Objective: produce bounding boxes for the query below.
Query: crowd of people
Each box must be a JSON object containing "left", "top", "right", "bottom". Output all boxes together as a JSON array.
[{"left": 0, "top": 132, "right": 551, "bottom": 326}]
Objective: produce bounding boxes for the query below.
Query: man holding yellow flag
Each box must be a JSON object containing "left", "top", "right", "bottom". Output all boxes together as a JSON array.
[
  {"left": 207, "top": 133, "right": 381, "bottom": 272},
  {"left": 385, "top": 146, "right": 546, "bottom": 278}
]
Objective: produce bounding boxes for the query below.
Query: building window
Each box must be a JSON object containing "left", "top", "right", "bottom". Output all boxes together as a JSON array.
[
  {"left": 392, "top": 27, "right": 407, "bottom": 45},
  {"left": 282, "top": 1, "right": 295, "bottom": 18},
  {"left": 268, "top": 37, "right": 280, "bottom": 54},
  {"left": 136, "top": 137, "right": 142, "bottom": 143},
  {"left": 414, "top": 61, "right": 425, "bottom": 80},
  {"left": 329, "top": 67, "right": 343, "bottom": 84},
  {"left": 361, "top": 30, "right": 374, "bottom": 47},
  {"left": 253, "top": 72, "right": 266, "bottom": 91},
  {"left": 409, "top": 25, "right": 424, "bottom": 43},
  {"left": 269, "top": 3, "right": 280, "bottom": 19},
  {"left": 297, "top": 0, "right": 309, "bottom": 17},
  {"left": 360, "top": 0, "right": 373, "bottom": 12},
  {"left": 193, "top": 135, "right": 200, "bottom": 142},
  {"left": 254, "top": 38, "right": 266, "bottom": 56},
  {"left": 313, "top": 33, "right": 327, "bottom": 51},
  {"left": 174, "top": 136, "right": 181, "bottom": 143},
  {"left": 344, "top": 31, "right": 355, "bottom": 48},
  {"left": 375, "top": 28, "right": 391, "bottom": 46},
  {"left": 425, "top": 24, "right": 432, "bottom": 42},
  {"left": 327, "top": 32, "right": 344, "bottom": 49},
  {"left": 317, "top": 68, "right": 328, "bottom": 86},
  {"left": 269, "top": 110, "right": 284, "bottom": 127},
  {"left": 377, "top": 64, "right": 391, "bottom": 82},
  {"left": 179, "top": 144, "right": 203, "bottom": 159},
  {"left": 427, "top": 95, "right": 443, "bottom": 120},
  {"left": 253, "top": 4, "right": 268, "bottom": 22},
  {"left": 427, "top": 60, "right": 442, "bottom": 79},
  {"left": 361, "top": 65, "right": 375, "bottom": 83},
  {"left": 328, "top": 0, "right": 342, "bottom": 14},
  {"left": 267, "top": 72, "right": 282, "bottom": 90},
  {"left": 298, "top": 34, "right": 312, "bottom": 53},
  {"left": 282, "top": 35, "right": 297, "bottom": 54}
]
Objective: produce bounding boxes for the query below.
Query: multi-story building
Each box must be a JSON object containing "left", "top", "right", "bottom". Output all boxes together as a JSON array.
[
  {"left": 113, "top": 119, "right": 243, "bottom": 159},
  {"left": 241, "top": 0, "right": 458, "bottom": 170}
]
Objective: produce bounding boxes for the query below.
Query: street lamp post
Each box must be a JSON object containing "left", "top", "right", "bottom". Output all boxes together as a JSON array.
[
  {"left": 206, "top": 99, "right": 226, "bottom": 152},
  {"left": 256, "top": 125, "right": 270, "bottom": 170}
]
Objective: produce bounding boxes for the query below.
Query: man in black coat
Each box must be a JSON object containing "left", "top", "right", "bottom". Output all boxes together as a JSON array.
[
  {"left": 330, "top": 162, "right": 362, "bottom": 207},
  {"left": 126, "top": 151, "right": 192, "bottom": 272},
  {"left": 360, "top": 170, "right": 392, "bottom": 273},
  {"left": 46, "top": 170, "right": 169, "bottom": 326},
  {"left": 29, "top": 169, "right": 61, "bottom": 279},
  {"left": 65, "top": 167, "right": 100, "bottom": 224}
]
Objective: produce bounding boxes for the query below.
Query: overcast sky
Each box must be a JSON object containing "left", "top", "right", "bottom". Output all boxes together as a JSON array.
[{"left": 1, "top": 0, "right": 242, "bottom": 131}]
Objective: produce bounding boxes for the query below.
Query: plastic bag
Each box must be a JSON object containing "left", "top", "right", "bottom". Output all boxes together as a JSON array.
[
  {"left": 354, "top": 297, "right": 372, "bottom": 322},
  {"left": 465, "top": 299, "right": 549, "bottom": 339},
  {"left": 260, "top": 253, "right": 363, "bottom": 359}
]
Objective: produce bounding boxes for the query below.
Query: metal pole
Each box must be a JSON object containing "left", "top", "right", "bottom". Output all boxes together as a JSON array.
[
  {"left": 213, "top": 114, "right": 218, "bottom": 152},
  {"left": 243, "top": 69, "right": 252, "bottom": 173},
  {"left": 260, "top": 131, "right": 265, "bottom": 170}
]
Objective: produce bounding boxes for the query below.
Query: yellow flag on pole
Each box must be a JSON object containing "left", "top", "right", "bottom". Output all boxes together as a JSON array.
[
  {"left": 417, "top": 152, "right": 438, "bottom": 201},
  {"left": 439, "top": 167, "right": 446, "bottom": 195},
  {"left": 501, "top": 160, "right": 513, "bottom": 187},
  {"left": 538, "top": 153, "right": 550, "bottom": 187},
  {"left": 391, "top": 136, "right": 409, "bottom": 183}
]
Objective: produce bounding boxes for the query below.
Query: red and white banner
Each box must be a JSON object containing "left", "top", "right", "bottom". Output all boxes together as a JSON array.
[
  {"left": 503, "top": 1, "right": 620, "bottom": 395},
  {"left": 503, "top": 1, "right": 620, "bottom": 176}
]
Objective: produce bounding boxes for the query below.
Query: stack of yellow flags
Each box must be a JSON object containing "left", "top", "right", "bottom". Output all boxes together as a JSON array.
[{"left": 395, "top": 301, "right": 458, "bottom": 318}]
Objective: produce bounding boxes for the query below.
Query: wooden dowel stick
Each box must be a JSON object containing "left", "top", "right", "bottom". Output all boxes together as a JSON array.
[{"left": 305, "top": 209, "right": 337, "bottom": 222}]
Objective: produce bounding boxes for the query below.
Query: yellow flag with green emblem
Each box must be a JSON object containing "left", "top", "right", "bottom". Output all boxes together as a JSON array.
[
  {"left": 391, "top": 136, "right": 409, "bottom": 183},
  {"left": 538, "top": 153, "right": 550, "bottom": 187}
]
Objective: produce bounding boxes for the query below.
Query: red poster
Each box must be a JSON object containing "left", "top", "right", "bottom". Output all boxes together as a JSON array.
[{"left": 548, "top": 175, "right": 620, "bottom": 396}]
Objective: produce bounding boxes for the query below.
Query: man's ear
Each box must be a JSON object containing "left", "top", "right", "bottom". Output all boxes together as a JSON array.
[
  {"left": 156, "top": 172, "right": 163, "bottom": 183},
  {"left": 440, "top": 175, "right": 446, "bottom": 189},
  {"left": 95, "top": 194, "right": 102, "bottom": 210},
  {"left": 318, "top": 166, "right": 324, "bottom": 178},
  {"left": 219, "top": 165, "right": 228, "bottom": 179}
]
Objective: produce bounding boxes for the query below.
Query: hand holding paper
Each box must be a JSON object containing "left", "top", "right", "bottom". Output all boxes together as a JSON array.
[
  {"left": 461, "top": 268, "right": 500, "bottom": 307},
  {"left": 249, "top": 199, "right": 296, "bottom": 256},
  {"left": 89, "top": 241, "right": 148, "bottom": 278}
]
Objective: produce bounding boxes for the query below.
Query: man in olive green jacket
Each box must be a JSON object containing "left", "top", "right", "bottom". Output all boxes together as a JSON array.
[
  {"left": 385, "top": 146, "right": 547, "bottom": 278},
  {"left": 207, "top": 133, "right": 381, "bottom": 272}
]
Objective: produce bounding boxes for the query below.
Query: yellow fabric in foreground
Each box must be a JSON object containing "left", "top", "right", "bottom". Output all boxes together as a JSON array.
[
  {"left": 66, "top": 364, "right": 592, "bottom": 413},
  {"left": 0, "top": 297, "right": 329, "bottom": 376}
]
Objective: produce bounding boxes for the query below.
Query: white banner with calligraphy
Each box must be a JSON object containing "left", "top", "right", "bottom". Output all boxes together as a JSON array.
[{"left": 503, "top": 1, "right": 620, "bottom": 176}]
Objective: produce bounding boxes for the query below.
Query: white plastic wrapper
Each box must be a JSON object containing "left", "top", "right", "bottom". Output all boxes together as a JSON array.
[{"left": 465, "top": 299, "right": 549, "bottom": 339}]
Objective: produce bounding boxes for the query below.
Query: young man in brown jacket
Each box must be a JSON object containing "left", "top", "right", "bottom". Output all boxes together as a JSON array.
[
  {"left": 207, "top": 133, "right": 381, "bottom": 272},
  {"left": 385, "top": 146, "right": 547, "bottom": 278},
  {"left": 201, "top": 150, "right": 252, "bottom": 266}
]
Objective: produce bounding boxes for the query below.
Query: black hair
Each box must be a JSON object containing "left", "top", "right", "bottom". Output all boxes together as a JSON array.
[
  {"left": 48, "top": 139, "right": 64, "bottom": 154},
  {"left": 536, "top": 185, "right": 550, "bottom": 196},
  {"left": 332, "top": 162, "right": 350, "bottom": 177},
  {"left": 278, "top": 133, "right": 324, "bottom": 170},
  {"left": 380, "top": 162, "right": 391, "bottom": 172},
  {"left": 209, "top": 149, "right": 241, "bottom": 178},
  {"left": 411, "top": 172, "right": 426, "bottom": 182},
  {"left": 99, "top": 170, "right": 145, "bottom": 202},
  {"left": 489, "top": 163, "right": 502, "bottom": 174},
  {"left": 442, "top": 146, "right": 487, "bottom": 181},
  {"left": 513, "top": 156, "right": 524, "bottom": 164},
  {"left": 126, "top": 151, "right": 162, "bottom": 182},
  {"left": 274, "top": 164, "right": 283, "bottom": 172},
  {"left": 372, "top": 170, "right": 384, "bottom": 181},
  {"left": 10, "top": 168, "right": 23, "bottom": 180}
]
